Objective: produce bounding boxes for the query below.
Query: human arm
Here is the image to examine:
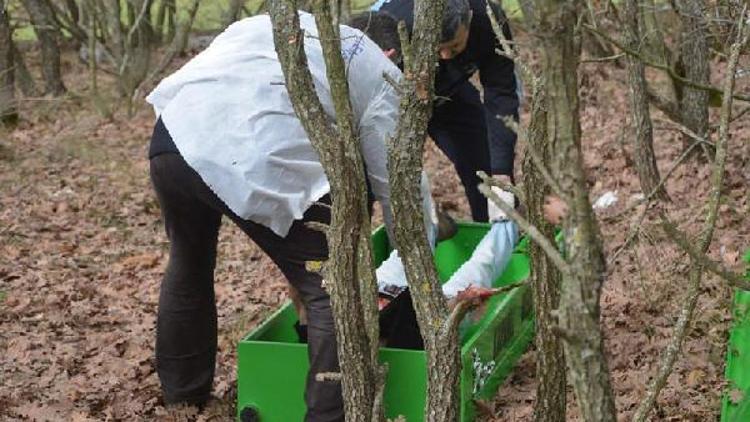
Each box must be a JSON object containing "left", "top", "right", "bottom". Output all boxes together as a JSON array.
[
  {"left": 358, "top": 68, "right": 437, "bottom": 244},
  {"left": 440, "top": 220, "right": 519, "bottom": 298}
]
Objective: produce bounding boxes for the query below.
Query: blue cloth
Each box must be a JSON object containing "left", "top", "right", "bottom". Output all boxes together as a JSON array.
[{"left": 370, "top": 0, "right": 520, "bottom": 212}]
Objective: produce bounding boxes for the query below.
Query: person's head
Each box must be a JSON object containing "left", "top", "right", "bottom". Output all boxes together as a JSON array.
[
  {"left": 438, "top": 0, "right": 472, "bottom": 60},
  {"left": 348, "top": 0, "right": 472, "bottom": 64},
  {"left": 348, "top": 12, "right": 402, "bottom": 64}
]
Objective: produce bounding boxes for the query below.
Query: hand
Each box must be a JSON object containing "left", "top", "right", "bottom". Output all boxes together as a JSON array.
[
  {"left": 455, "top": 286, "right": 498, "bottom": 303},
  {"left": 487, "top": 176, "right": 515, "bottom": 222},
  {"left": 543, "top": 195, "right": 568, "bottom": 225},
  {"left": 448, "top": 286, "right": 499, "bottom": 320},
  {"left": 378, "top": 296, "right": 392, "bottom": 311}
]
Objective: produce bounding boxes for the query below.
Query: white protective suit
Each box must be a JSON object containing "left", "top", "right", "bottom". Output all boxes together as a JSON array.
[{"left": 146, "top": 12, "right": 434, "bottom": 238}]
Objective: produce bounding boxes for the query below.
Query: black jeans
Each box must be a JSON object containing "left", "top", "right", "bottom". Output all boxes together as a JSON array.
[
  {"left": 150, "top": 146, "right": 342, "bottom": 420},
  {"left": 429, "top": 80, "right": 493, "bottom": 222}
]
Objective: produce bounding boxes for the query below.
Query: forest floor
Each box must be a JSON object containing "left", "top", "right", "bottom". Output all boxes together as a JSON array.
[{"left": 1, "top": 33, "right": 749, "bottom": 422}]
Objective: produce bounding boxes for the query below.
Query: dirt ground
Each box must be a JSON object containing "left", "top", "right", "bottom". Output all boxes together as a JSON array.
[{"left": 1, "top": 36, "right": 748, "bottom": 421}]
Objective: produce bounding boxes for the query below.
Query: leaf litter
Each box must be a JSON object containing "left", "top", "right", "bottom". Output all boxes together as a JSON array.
[{"left": 1, "top": 39, "right": 749, "bottom": 422}]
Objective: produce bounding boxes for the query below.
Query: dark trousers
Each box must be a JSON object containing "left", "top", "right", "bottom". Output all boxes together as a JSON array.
[
  {"left": 429, "top": 81, "right": 492, "bottom": 222},
  {"left": 150, "top": 149, "right": 342, "bottom": 419}
]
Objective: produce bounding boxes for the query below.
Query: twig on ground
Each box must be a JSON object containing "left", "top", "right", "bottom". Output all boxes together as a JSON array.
[
  {"left": 631, "top": 248, "right": 658, "bottom": 310},
  {"left": 633, "top": 261, "right": 703, "bottom": 422},
  {"left": 661, "top": 219, "right": 750, "bottom": 290},
  {"left": 632, "top": 11, "right": 750, "bottom": 421},
  {"left": 653, "top": 118, "right": 716, "bottom": 148},
  {"left": 725, "top": 105, "right": 750, "bottom": 125},
  {"left": 608, "top": 203, "right": 649, "bottom": 265},
  {"left": 604, "top": 137, "right": 706, "bottom": 222}
]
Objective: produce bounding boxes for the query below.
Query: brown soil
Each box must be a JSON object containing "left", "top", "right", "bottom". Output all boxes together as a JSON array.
[{"left": 1, "top": 37, "right": 748, "bottom": 421}]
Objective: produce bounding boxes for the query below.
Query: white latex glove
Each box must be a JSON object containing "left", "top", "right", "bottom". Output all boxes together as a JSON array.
[{"left": 487, "top": 185, "right": 514, "bottom": 222}]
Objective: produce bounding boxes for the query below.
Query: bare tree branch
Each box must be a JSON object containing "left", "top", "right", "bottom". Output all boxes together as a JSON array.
[
  {"left": 269, "top": 3, "right": 382, "bottom": 419},
  {"left": 604, "top": 136, "right": 707, "bottom": 222},
  {"left": 661, "top": 219, "right": 750, "bottom": 290},
  {"left": 501, "top": 116, "right": 572, "bottom": 203},
  {"left": 478, "top": 175, "right": 571, "bottom": 275},
  {"left": 443, "top": 281, "right": 527, "bottom": 337},
  {"left": 585, "top": 23, "right": 750, "bottom": 103},
  {"left": 632, "top": 10, "right": 750, "bottom": 420}
]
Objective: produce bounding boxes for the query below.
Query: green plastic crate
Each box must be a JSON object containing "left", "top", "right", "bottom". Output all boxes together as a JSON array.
[
  {"left": 237, "top": 222, "right": 534, "bottom": 421},
  {"left": 721, "top": 249, "right": 750, "bottom": 422}
]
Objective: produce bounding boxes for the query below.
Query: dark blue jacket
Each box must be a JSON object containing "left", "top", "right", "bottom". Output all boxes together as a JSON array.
[{"left": 376, "top": 0, "right": 520, "bottom": 175}]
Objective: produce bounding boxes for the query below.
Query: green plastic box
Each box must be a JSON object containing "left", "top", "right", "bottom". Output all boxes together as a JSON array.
[
  {"left": 721, "top": 249, "right": 750, "bottom": 422},
  {"left": 237, "top": 222, "right": 534, "bottom": 421}
]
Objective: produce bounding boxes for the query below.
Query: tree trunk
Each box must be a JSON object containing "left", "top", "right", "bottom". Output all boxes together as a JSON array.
[
  {"left": 623, "top": 0, "right": 669, "bottom": 201},
  {"left": 639, "top": 0, "right": 669, "bottom": 66},
  {"left": 164, "top": 0, "right": 176, "bottom": 43},
  {"left": 222, "top": 0, "right": 245, "bottom": 29},
  {"left": 132, "top": 0, "right": 200, "bottom": 104},
  {"left": 521, "top": 84, "right": 566, "bottom": 422},
  {"left": 11, "top": 43, "right": 37, "bottom": 96},
  {"left": 0, "top": 0, "right": 17, "bottom": 126},
  {"left": 120, "top": 0, "right": 154, "bottom": 109},
  {"left": 46, "top": 0, "right": 87, "bottom": 45},
  {"left": 85, "top": 0, "right": 98, "bottom": 95},
  {"left": 64, "top": 0, "right": 79, "bottom": 24},
  {"left": 330, "top": 0, "right": 349, "bottom": 27},
  {"left": 105, "top": 0, "right": 124, "bottom": 61},
  {"left": 154, "top": 0, "right": 168, "bottom": 43},
  {"left": 529, "top": 0, "right": 617, "bottom": 420},
  {"left": 22, "top": 0, "right": 66, "bottom": 95},
  {"left": 676, "top": 0, "right": 710, "bottom": 156},
  {"left": 387, "top": 0, "right": 475, "bottom": 419},
  {"left": 172, "top": 0, "right": 201, "bottom": 55},
  {"left": 268, "top": 2, "right": 382, "bottom": 420},
  {"left": 579, "top": 9, "right": 614, "bottom": 59},
  {"left": 152, "top": 0, "right": 177, "bottom": 43},
  {"left": 633, "top": 21, "right": 749, "bottom": 421}
]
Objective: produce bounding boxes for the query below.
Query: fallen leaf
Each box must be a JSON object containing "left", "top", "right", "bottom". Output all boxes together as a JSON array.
[
  {"left": 119, "top": 253, "right": 160, "bottom": 270},
  {"left": 686, "top": 369, "right": 705, "bottom": 387},
  {"left": 723, "top": 249, "right": 740, "bottom": 267},
  {"left": 729, "top": 388, "right": 745, "bottom": 405}
]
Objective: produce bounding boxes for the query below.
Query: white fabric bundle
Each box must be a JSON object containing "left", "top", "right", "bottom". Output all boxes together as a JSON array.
[{"left": 376, "top": 221, "right": 519, "bottom": 298}]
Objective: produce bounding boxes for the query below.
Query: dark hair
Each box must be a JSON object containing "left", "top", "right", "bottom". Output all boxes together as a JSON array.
[
  {"left": 442, "top": 0, "right": 471, "bottom": 43},
  {"left": 347, "top": 12, "right": 401, "bottom": 63},
  {"left": 347, "top": 1, "right": 470, "bottom": 60}
]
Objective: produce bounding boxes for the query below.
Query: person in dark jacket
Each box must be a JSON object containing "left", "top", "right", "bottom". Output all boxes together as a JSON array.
[{"left": 367, "top": 0, "right": 520, "bottom": 222}]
